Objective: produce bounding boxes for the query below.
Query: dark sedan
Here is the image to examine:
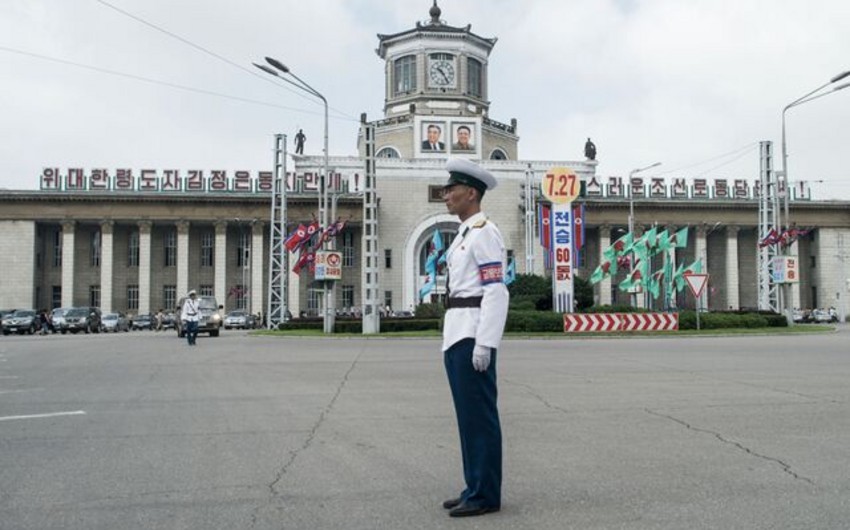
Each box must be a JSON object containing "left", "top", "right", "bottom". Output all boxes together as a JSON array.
[
  {"left": 61, "top": 307, "right": 102, "bottom": 334},
  {"left": 132, "top": 314, "right": 153, "bottom": 331},
  {"left": 1, "top": 310, "right": 40, "bottom": 335}
]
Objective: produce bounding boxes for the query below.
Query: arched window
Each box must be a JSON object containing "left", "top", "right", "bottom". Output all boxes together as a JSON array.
[
  {"left": 394, "top": 55, "right": 417, "bottom": 95},
  {"left": 376, "top": 147, "right": 400, "bottom": 158},
  {"left": 489, "top": 148, "right": 508, "bottom": 160}
]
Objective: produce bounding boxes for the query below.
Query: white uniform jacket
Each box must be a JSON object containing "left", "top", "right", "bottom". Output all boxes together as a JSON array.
[
  {"left": 442, "top": 211, "right": 510, "bottom": 352},
  {"left": 181, "top": 297, "right": 200, "bottom": 323}
]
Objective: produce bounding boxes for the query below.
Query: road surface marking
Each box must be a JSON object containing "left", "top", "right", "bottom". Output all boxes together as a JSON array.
[{"left": 0, "top": 411, "right": 86, "bottom": 422}]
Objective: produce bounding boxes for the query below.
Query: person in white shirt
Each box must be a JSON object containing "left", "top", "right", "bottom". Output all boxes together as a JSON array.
[
  {"left": 438, "top": 158, "right": 509, "bottom": 518},
  {"left": 180, "top": 290, "right": 201, "bottom": 346}
]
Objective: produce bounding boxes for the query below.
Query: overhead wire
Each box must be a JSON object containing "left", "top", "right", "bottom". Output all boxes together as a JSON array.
[
  {"left": 693, "top": 145, "right": 759, "bottom": 178},
  {"left": 652, "top": 142, "right": 760, "bottom": 177},
  {"left": 92, "top": 0, "right": 358, "bottom": 121},
  {"left": 0, "top": 45, "right": 356, "bottom": 122}
]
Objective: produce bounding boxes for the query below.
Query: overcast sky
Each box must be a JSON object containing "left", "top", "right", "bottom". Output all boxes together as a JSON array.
[{"left": 1, "top": 0, "right": 849, "bottom": 198}]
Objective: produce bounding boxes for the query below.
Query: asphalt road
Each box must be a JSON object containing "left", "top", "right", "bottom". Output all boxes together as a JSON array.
[{"left": 1, "top": 327, "right": 849, "bottom": 530}]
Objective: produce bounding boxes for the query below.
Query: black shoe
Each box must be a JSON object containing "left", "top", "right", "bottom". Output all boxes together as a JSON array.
[
  {"left": 442, "top": 497, "right": 463, "bottom": 510},
  {"left": 448, "top": 503, "right": 500, "bottom": 517}
]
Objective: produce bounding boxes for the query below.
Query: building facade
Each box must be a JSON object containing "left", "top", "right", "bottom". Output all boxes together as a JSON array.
[{"left": 1, "top": 4, "right": 849, "bottom": 321}]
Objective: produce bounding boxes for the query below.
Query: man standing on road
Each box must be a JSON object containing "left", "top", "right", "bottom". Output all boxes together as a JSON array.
[
  {"left": 180, "top": 290, "right": 200, "bottom": 346},
  {"left": 439, "top": 158, "right": 509, "bottom": 518}
]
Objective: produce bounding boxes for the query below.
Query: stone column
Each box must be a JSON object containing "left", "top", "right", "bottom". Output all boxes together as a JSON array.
[
  {"left": 251, "top": 221, "right": 265, "bottom": 317},
  {"left": 100, "top": 221, "right": 114, "bottom": 313},
  {"left": 598, "top": 225, "right": 612, "bottom": 306},
  {"left": 288, "top": 261, "right": 301, "bottom": 318},
  {"left": 61, "top": 220, "right": 76, "bottom": 307},
  {"left": 176, "top": 220, "right": 190, "bottom": 297},
  {"left": 695, "top": 224, "right": 708, "bottom": 310},
  {"left": 725, "top": 226, "right": 740, "bottom": 310},
  {"left": 138, "top": 221, "right": 152, "bottom": 315},
  {"left": 214, "top": 221, "right": 227, "bottom": 306}
]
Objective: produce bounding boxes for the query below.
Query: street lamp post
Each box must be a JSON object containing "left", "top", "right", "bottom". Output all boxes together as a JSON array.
[
  {"left": 627, "top": 162, "right": 662, "bottom": 308},
  {"left": 254, "top": 57, "right": 335, "bottom": 333},
  {"left": 779, "top": 68, "right": 850, "bottom": 325}
]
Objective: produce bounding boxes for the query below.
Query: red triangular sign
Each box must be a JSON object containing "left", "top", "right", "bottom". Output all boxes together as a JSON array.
[{"left": 684, "top": 273, "right": 709, "bottom": 298}]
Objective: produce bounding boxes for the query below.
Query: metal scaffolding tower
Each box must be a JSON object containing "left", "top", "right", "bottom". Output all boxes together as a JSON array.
[
  {"left": 361, "top": 118, "right": 381, "bottom": 333},
  {"left": 266, "top": 134, "right": 288, "bottom": 328},
  {"left": 757, "top": 140, "right": 780, "bottom": 312}
]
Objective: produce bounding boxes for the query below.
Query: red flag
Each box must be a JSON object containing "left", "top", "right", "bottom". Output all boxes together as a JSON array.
[
  {"left": 292, "top": 250, "right": 315, "bottom": 274},
  {"left": 758, "top": 228, "right": 779, "bottom": 248},
  {"left": 294, "top": 220, "right": 320, "bottom": 252},
  {"left": 539, "top": 203, "right": 551, "bottom": 249},
  {"left": 573, "top": 204, "right": 585, "bottom": 250},
  {"left": 284, "top": 224, "right": 308, "bottom": 252}
]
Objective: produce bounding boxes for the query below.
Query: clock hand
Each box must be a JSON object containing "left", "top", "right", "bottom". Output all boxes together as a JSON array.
[{"left": 438, "top": 67, "right": 449, "bottom": 83}]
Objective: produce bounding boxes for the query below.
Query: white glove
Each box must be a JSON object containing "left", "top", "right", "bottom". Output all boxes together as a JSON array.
[{"left": 472, "top": 344, "right": 491, "bottom": 372}]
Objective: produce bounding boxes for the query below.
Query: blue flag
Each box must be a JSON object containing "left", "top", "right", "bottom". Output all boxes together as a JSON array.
[
  {"left": 419, "top": 230, "right": 445, "bottom": 301},
  {"left": 505, "top": 257, "right": 516, "bottom": 285}
]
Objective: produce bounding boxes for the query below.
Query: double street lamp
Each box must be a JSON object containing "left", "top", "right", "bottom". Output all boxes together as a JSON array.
[
  {"left": 254, "top": 57, "right": 335, "bottom": 333},
  {"left": 779, "top": 68, "right": 850, "bottom": 325}
]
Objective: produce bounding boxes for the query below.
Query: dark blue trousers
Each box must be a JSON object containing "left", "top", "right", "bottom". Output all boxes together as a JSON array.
[
  {"left": 185, "top": 320, "right": 198, "bottom": 345},
  {"left": 444, "top": 338, "right": 502, "bottom": 508}
]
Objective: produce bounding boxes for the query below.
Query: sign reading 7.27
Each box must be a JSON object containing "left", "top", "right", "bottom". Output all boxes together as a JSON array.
[
  {"left": 543, "top": 166, "right": 580, "bottom": 313},
  {"left": 542, "top": 166, "right": 580, "bottom": 205}
]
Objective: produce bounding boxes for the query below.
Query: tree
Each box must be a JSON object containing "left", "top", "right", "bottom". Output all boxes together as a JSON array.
[{"left": 574, "top": 275, "right": 594, "bottom": 311}]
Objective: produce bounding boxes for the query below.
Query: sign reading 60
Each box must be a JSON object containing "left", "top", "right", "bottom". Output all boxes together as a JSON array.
[{"left": 542, "top": 167, "right": 580, "bottom": 205}]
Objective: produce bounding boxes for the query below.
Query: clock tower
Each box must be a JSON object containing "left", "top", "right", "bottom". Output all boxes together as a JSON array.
[{"left": 365, "top": 2, "right": 519, "bottom": 160}]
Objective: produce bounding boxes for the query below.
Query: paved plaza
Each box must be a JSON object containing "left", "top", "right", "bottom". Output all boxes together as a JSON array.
[{"left": 1, "top": 328, "right": 849, "bottom": 529}]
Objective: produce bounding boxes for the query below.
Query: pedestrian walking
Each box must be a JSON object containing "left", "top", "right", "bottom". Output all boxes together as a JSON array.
[
  {"left": 438, "top": 158, "right": 509, "bottom": 517},
  {"left": 180, "top": 290, "right": 200, "bottom": 346}
]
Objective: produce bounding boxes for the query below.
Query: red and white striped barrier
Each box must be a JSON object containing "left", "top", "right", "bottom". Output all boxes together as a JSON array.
[
  {"left": 563, "top": 313, "right": 620, "bottom": 332},
  {"left": 621, "top": 312, "right": 678, "bottom": 331},
  {"left": 563, "top": 313, "right": 679, "bottom": 333}
]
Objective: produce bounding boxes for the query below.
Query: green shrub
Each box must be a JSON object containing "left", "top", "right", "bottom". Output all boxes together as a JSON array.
[
  {"left": 380, "top": 318, "right": 441, "bottom": 332},
  {"left": 505, "top": 310, "right": 564, "bottom": 332},
  {"left": 678, "top": 311, "right": 769, "bottom": 330},
  {"left": 764, "top": 314, "right": 789, "bottom": 327},
  {"left": 414, "top": 302, "right": 445, "bottom": 319},
  {"left": 278, "top": 317, "right": 440, "bottom": 333},
  {"left": 509, "top": 296, "right": 537, "bottom": 311},
  {"left": 584, "top": 304, "right": 647, "bottom": 314}
]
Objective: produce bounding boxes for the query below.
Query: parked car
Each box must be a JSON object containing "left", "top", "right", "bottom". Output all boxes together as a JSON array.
[
  {"left": 223, "top": 310, "right": 256, "bottom": 330},
  {"left": 61, "top": 307, "right": 102, "bottom": 334},
  {"left": 0, "top": 309, "right": 18, "bottom": 320},
  {"left": 161, "top": 312, "right": 177, "bottom": 330},
  {"left": 175, "top": 295, "right": 223, "bottom": 337},
  {"left": 811, "top": 309, "right": 838, "bottom": 323},
  {"left": 1, "top": 310, "right": 41, "bottom": 335},
  {"left": 132, "top": 314, "right": 153, "bottom": 331},
  {"left": 51, "top": 307, "right": 73, "bottom": 329},
  {"left": 102, "top": 312, "right": 130, "bottom": 332}
]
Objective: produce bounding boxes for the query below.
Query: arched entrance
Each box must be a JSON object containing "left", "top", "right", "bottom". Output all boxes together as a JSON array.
[{"left": 402, "top": 214, "right": 460, "bottom": 312}]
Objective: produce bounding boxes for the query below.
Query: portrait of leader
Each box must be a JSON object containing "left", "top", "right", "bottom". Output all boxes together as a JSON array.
[
  {"left": 452, "top": 124, "right": 475, "bottom": 152},
  {"left": 421, "top": 123, "right": 446, "bottom": 151}
]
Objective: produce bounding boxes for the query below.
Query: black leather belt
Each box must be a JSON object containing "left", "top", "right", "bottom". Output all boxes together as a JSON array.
[{"left": 445, "top": 296, "right": 483, "bottom": 309}]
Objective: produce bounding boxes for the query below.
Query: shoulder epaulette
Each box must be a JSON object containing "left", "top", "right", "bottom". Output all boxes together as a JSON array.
[{"left": 472, "top": 219, "right": 488, "bottom": 229}]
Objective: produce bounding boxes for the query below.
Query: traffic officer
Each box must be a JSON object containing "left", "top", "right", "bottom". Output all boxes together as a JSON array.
[
  {"left": 180, "top": 289, "right": 200, "bottom": 346},
  {"left": 439, "top": 158, "right": 509, "bottom": 517}
]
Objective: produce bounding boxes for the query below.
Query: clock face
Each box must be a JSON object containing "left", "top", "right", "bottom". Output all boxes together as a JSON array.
[{"left": 429, "top": 60, "right": 455, "bottom": 87}]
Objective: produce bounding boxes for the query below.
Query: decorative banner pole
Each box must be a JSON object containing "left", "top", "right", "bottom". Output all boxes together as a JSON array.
[{"left": 542, "top": 167, "right": 580, "bottom": 313}]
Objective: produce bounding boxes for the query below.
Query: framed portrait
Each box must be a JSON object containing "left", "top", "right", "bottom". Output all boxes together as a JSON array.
[
  {"left": 451, "top": 123, "right": 476, "bottom": 152},
  {"left": 420, "top": 122, "right": 447, "bottom": 152}
]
